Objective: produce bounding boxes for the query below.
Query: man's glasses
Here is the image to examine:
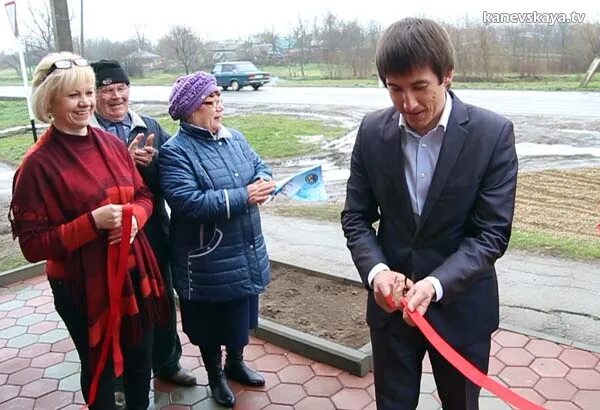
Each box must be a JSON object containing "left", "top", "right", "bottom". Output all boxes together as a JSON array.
[
  {"left": 202, "top": 98, "right": 224, "bottom": 108},
  {"left": 46, "top": 58, "right": 89, "bottom": 77}
]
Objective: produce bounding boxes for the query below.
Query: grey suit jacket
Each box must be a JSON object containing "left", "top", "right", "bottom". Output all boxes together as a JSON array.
[{"left": 341, "top": 92, "right": 518, "bottom": 346}]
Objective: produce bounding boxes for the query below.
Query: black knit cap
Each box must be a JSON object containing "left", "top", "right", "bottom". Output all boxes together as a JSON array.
[{"left": 90, "top": 59, "right": 130, "bottom": 88}]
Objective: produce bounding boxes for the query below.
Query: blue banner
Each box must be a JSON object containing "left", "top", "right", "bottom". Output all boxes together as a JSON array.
[{"left": 273, "top": 165, "right": 327, "bottom": 201}]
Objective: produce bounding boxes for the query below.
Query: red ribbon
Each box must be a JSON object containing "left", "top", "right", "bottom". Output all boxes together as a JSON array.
[
  {"left": 386, "top": 294, "right": 546, "bottom": 410},
  {"left": 86, "top": 205, "right": 133, "bottom": 408}
]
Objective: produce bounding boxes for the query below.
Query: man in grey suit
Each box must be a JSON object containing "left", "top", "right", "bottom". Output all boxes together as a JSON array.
[{"left": 341, "top": 18, "right": 518, "bottom": 409}]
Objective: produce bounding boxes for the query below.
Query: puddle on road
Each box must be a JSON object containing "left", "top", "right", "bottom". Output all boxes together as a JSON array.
[
  {"left": 130, "top": 103, "right": 600, "bottom": 201},
  {"left": 517, "top": 142, "right": 600, "bottom": 157}
]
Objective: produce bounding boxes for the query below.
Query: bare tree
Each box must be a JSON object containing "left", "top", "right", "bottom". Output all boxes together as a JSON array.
[
  {"left": 292, "top": 16, "right": 310, "bottom": 77},
  {"left": 476, "top": 24, "right": 494, "bottom": 79},
  {"left": 0, "top": 52, "right": 23, "bottom": 77},
  {"left": 557, "top": 23, "right": 571, "bottom": 72},
  {"left": 362, "top": 22, "right": 381, "bottom": 78},
  {"left": 445, "top": 21, "right": 470, "bottom": 79},
  {"left": 319, "top": 12, "right": 343, "bottom": 79},
  {"left": 24, "top": 2, "right": 55, "bottom": 58},
  {"left": 235, "top": 38, "right": 257, "bottom": 62},
  {"left": 85, "top": 38, "right": 137, "bottom": 62},
  {"left": 339, "top": 20, "right": 380, "bottom": 78},
  {"left": 503, "top": 25, "right": 526, "bottom": 73},
  {"left": 256, "top": 28, "right": 280, "bottom": 56},
  {"left": 133, "top": 25, "right": 152, "bottom": 51},
  {"left": 159, "top": 25, "right": 202, "bottom": 75},
  {"left": 580, "top": 23, "right": 600, "bottom": 62},
  {"left": 339, "top": 21, "right": 363, "bottom": 77},
  {"left": 64, "top": 15, "right": 600, "bottom": 82}
]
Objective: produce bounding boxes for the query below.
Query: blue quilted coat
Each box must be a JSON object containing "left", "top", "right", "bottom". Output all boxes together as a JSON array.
[{"left": 159, "top": 122, "right": 271, "bottom": 303}]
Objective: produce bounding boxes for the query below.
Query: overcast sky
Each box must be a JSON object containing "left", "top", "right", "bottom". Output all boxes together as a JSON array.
[{"left": 1, "top": 0, "right": 599, "bottom": 53}]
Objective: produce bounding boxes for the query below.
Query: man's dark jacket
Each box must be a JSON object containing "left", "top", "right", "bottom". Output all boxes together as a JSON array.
[{"left": 342, "top": 92, "right": 518, "bottom": 346}]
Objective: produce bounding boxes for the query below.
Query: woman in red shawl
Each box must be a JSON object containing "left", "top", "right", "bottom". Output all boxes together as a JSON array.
[{"left": 9, "top": 52, "right": 169, "bottom": 410}]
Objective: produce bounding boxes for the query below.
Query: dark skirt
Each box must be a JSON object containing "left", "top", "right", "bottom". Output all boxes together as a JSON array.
[{"left": 179, "top": 295, "right": 259, "bottom": 349}]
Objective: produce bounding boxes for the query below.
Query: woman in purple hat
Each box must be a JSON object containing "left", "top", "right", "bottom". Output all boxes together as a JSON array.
[{"left": 159, "top": 71, "right": 275, "bottom": 408}]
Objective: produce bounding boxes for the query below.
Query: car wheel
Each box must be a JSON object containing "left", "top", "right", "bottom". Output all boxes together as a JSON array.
[
  {"left": 230, "top": 80, "right": 240, "bottom": 91},
  {"left": 252, "top": 84, "right": 261, "bottom": 90}
]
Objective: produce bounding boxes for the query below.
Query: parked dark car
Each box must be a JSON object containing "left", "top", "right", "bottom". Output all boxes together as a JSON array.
[{"left": 211, "top": 61, "right": 270, "bottom": 91}]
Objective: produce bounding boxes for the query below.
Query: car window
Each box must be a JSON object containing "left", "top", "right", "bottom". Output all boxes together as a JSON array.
[
  {"left": 222, "top": 64, "right": 235, "bottom": 72},
  {"left": 212, "top": 65, "right": 222, "bottom": 74}
]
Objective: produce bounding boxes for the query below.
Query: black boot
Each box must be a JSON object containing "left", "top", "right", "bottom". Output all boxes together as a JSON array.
[
  {"left": 225, "top": 348, "right": 265, "bottom": 387},
  {"left": 200, "top": 346, "right": 235, "bottom": 408}
]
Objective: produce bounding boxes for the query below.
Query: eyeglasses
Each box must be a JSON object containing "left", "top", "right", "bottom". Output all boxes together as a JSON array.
[
  {"left": 202, "top": 98, "right": 224, "bottom": 108},
  {"left": 98, "top": 83, "right": 130, "bottom": 97},
  {"left": 46, "top": 58, "right": 89, "bottom": 77}
]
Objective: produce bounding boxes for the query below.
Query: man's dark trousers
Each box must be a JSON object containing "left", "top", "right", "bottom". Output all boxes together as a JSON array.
[
  {"left": 370, "top": 315, "right": 490, "bottom": 410},
  {"left": 148, "top": 226, "right": 182, "bottom": 378}
]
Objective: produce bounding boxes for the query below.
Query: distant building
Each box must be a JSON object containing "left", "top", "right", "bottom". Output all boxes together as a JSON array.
[
  {"left": 209, "top": 41, "right": 279, "bottom": 64},
  {"left": 125, "top": 49, "right": 163, "bottom": 72}
]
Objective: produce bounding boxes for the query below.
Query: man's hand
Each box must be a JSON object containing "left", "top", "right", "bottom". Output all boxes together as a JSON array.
[
  {"left": 372, "top": 270, "right": 413, "bottom": 313},
  {"left": 127, "top": 133, "right": 144, "bottom": 155},
  {"left": 247, "top": 179, "right": 276, "bottom": 205},
  {"left": 402, "top": 279, "right": 436, "bottom": 326},
  {"left": 128, "top": 133, "right": 156, "bottom": 167}
]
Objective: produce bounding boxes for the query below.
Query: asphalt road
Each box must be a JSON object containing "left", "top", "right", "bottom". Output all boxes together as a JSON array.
[{"left": 2, "top": 85, "right": 600, "bottom": 117}]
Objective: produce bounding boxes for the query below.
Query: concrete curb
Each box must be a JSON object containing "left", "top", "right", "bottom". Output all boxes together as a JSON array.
[
  {"left": 254, "top": 317, "right": 371, "bottom": 376},
  {"left": 0, "top": 261, "right": 45, "bottom": 287},
  {"left": 270, "top": 258, "right": 362, "bottom": 287}
]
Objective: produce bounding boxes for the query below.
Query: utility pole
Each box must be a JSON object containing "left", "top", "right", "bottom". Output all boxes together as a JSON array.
[
  {"left": 49, "top": 0, "right": 73, "bottom": 51},
  {"left": 4, "top": 1, "right": 38, "bottom": 142},
  {"left": 80, "top": 0, "right": 84, "bottom": 56}
]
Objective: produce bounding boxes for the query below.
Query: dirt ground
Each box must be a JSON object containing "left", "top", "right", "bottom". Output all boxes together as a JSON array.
[
  {"left": 260, "top": 263, "right": 370, "bottom": 349},
  {"left": 514, "top": 168, "right": 600, "bottom": 240},
  {"left": 265, "top": 167, "right": 600, "bottom": 244}
]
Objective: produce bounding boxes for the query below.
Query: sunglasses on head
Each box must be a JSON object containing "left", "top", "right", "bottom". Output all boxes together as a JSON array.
[{"left": 46, "top": 58, "right": 90, "bottom": 77}]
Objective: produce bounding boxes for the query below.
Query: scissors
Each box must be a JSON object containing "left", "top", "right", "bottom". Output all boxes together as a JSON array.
[{"left": 385, "top": 275, "right": 409, "bottom": 309}]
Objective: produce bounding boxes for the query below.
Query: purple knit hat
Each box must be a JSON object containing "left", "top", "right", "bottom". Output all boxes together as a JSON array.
[{"left": 168, "top": 71, "right": 219, "bottom": 120}]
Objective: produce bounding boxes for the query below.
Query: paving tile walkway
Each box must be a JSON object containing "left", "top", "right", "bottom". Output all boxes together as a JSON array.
[{"left": 1, "top": 275, "right": 599, "bottom": 409}]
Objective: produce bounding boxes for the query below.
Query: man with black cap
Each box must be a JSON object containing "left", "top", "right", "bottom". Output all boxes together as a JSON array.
[{"left": 91, "top": 59, "right": 196, "bottom": 390}]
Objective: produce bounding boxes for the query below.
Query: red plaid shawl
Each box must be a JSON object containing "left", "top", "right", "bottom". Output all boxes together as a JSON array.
[{"left": 10, "top": 126, "right": 169, "bottom": 405}]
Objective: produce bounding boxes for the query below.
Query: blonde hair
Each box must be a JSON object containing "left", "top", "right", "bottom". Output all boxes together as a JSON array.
[{"left": 31, "top": 52, "right": 95, "bottom": 123}]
